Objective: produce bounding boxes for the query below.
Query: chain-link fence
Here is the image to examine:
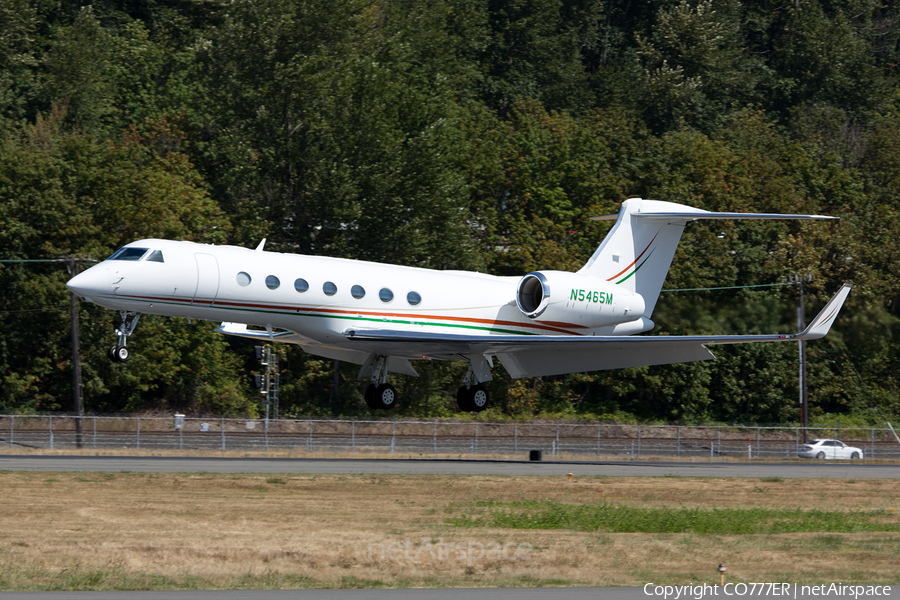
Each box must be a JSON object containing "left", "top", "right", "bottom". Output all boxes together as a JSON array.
[{"left": 2, "top": 415, "right": 899, "bottom": 460}]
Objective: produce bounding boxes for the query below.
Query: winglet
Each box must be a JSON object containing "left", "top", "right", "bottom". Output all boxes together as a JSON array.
[{"left": 798, "top": 284, "right": 852, "bottom": 340}]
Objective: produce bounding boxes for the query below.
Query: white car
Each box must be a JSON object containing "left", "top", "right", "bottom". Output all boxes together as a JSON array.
[{"left": 798, "top": 439, "right": 864, "bottom": 460}]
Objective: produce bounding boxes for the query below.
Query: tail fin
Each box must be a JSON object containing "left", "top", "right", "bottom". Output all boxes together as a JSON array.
[{"left": 578, "top": 198, "right": 837, "bottom": 318}]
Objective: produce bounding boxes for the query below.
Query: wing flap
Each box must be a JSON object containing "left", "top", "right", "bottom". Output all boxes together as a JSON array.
[{"left": 496, "top": 343, "right": 715, "bottom": 378}]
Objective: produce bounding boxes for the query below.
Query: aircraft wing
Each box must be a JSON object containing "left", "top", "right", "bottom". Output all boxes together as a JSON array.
[{"left": 343, "top": 284, "right": 851, "bottom": 378}]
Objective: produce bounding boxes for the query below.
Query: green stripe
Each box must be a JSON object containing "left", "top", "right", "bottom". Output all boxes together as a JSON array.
[
  {"left": 103, "top": 295, "right": 538, "bottom": 336},
  {"left": 615, "top": 250, "right": 655, "bottom": 285}
]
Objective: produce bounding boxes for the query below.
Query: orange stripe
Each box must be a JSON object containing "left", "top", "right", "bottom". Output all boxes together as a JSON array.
[
  {"left": 119, "top": 294, "right": 585, "bottom": 336},
  {"left": 607, "top": 231, "right": 659, "bottom": 282}
]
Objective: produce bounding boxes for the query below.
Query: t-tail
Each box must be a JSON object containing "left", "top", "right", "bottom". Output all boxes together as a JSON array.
[{"left": 578, "top": 198, "right": 838, "bottom": 319}]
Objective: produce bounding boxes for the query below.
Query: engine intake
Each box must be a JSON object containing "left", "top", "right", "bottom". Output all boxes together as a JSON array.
[
  {"left": 516, "top": 272, "right": 551, "bottom": 318},
  {"left": 516, "top": 271, "right": 645, "bottom": 329}
]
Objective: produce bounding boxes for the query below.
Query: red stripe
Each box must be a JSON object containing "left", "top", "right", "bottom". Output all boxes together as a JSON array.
[{"left": 607, "top": 231, "right": 659, "bottom": 282}]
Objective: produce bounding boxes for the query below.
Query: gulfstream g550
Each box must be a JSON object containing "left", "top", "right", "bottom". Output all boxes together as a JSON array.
[{"left": 67, "top": 198, "right": 850, "bottom": 412}]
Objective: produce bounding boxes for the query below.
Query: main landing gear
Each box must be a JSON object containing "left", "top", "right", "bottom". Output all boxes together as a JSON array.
[
  {"left": 108, "top": 311, "right": 141, "bottom": 363},
  {"left": 365, "top": 382, "right": 398, "bottom": 411},
  {"left": 358, "top": 354, "right": 493, "bottom": 412},
  {"left": 455, "top": 355, "right": 491, "bottom": 412},
  {"left": 457, "top": 384, "right": 489, "bottom": 412},
  {"left": 360, "top": 355, "right": 398, "bottom": 411}
]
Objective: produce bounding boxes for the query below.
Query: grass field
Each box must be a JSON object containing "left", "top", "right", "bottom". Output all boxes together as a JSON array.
[{"left": 1, "top": 470, "right": 898, "bottom": 590}]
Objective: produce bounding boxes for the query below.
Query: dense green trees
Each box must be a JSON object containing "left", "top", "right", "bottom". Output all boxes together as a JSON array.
[{"left": 0, "top": 0, "right": 898, "bottom": 424}]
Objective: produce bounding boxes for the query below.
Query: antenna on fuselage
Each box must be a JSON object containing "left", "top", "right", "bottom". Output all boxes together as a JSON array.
[{"left": 255, "top": 238, "right": 266, "bottom": 251}]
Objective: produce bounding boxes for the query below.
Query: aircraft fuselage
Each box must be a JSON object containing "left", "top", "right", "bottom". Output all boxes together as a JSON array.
[{"left": 68, "top": 239, "right": 642, "bottom": 352}]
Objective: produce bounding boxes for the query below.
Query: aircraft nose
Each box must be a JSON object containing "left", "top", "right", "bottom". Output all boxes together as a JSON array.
[{"left": 66, "top": 267, "right": 110, "bottom": 301}]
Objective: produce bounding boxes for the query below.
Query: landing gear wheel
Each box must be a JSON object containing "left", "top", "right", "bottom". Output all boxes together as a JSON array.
[
  {"left": 372, "top": 383, "right": 397, "bottom": 410},
  {"left": 114, "top": 345, "right": 129, "bottom": 362},
  {"left": 467, "top": 384, "right": 489, "bottom": 412},
  {"left": 364, "top": 384, "right": 379, "bottom": 410},
  {"left": 457, "top": 386, "right": 472, "bottom": 411},
  {"left": 108, "top": 346, "right": 118, "bottom": 362}
]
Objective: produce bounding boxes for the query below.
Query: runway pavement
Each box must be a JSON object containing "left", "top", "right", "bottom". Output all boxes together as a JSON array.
[{"left": 1, "top": 454, "right": 898, "bottom": 477}]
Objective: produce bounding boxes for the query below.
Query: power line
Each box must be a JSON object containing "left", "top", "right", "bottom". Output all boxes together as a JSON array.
[
  {"left": 0, "top": 258, "right": 97, "bottom": 263},
  {"left": 0, "top": 307, "right": 68, "bottom": 314},
  {"left": 661, "top": 282, "right": 794, "bottom": 293}
]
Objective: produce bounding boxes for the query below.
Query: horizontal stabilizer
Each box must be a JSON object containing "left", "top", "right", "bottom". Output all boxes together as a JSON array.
[
  {"left": 634, "top": 211, "right": 838, "bottom": 221},
  {"left": 591, "top": 210, "right": 838, "bottom": 222}
]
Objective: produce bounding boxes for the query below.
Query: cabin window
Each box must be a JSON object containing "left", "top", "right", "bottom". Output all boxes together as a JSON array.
[
  {"left": 294, "top": 278, "right": 309, "bottom": 293},
  {"left": 323, "top": 281, "right": 337, "bottom": 296},
  {"left": 407, "top": 291, "right": 421, "bottom": 306},
  {"left": 146, "top": 250, "right": 165, "bottom": 263},
  {"left": 379, "top": 288, "right": 393, "bottom": 303},
  {"left": 236, "top": 272, "right": 252, "bottom": 286},
  {"left": 266, "top": 275, "right": 280, "bottom": 290},
  {"left": 351, "top": 285, "right": 366, "bottom": 299},
  {"left": 108, "top": 247, "right": 149, "bottom": 261}
]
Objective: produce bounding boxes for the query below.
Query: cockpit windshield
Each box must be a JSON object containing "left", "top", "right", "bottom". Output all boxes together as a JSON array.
[{"left": 107, "top": 247, "right": 149, "bottom": 261}]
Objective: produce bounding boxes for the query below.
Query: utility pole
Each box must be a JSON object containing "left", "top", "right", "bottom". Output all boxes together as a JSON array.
[
  {"left": 0, "top": 256, "right": 96, "bottom": 447},
  {"left": 65, "top": 258, "right": 85, "bottom": 448},
  {"left": 788, "top": 273, "right": 812, "bottom": 440}
]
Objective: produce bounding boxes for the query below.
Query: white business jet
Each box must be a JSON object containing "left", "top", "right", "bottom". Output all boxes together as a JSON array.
[{"left": 66, "top": 198, "right": 851, "bottom": 412}]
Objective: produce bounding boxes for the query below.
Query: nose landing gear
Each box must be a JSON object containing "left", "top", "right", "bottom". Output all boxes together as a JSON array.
[{"left": 109, "top": 311, "right": 141, "bottom": 363}]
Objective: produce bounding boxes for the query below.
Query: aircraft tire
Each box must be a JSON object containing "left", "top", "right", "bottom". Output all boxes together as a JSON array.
[
  {"left": 364, "top": 384, "right": 379, "bottom": 410},
  {"left": 467, "top": 384, "right": 489, "bottom": 412},
  {"left": 108, "top": 346, "right": 118, "bottom": 362},
  {"left": 456, "top": 386, "right": 472, "bottom": 411},
  {"left": 114, "top": 345, "right": 129, "bottom": 362},
  {"left": 373, "top": 383, "right": 397, "bottom": 410}
]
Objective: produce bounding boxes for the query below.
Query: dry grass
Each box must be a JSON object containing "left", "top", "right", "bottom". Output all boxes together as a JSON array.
[{"left": 1, "top": 471, "right": 899, "bottom": 590}]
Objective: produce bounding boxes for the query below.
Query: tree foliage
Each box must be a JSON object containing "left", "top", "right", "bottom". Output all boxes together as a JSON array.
[{"left": 0, "top": 0, "right": 898, "bottom": 423}]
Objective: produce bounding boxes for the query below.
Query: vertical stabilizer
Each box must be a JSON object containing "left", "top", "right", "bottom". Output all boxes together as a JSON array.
[
  {"left": 578, "top": 198, "right": 838, "bottom": 319},
  {"left": 578, "top": 198, "right": 699, "bottom": 317}
]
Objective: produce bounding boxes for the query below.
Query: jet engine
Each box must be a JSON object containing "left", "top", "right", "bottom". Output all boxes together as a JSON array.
[{"left": 516, "top": 271, "right": 646, "bottom": 329}]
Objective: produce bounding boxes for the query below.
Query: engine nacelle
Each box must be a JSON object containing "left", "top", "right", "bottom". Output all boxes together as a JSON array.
[{"left": 516, "top": 271, "right": 645, "bottom": 329}]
